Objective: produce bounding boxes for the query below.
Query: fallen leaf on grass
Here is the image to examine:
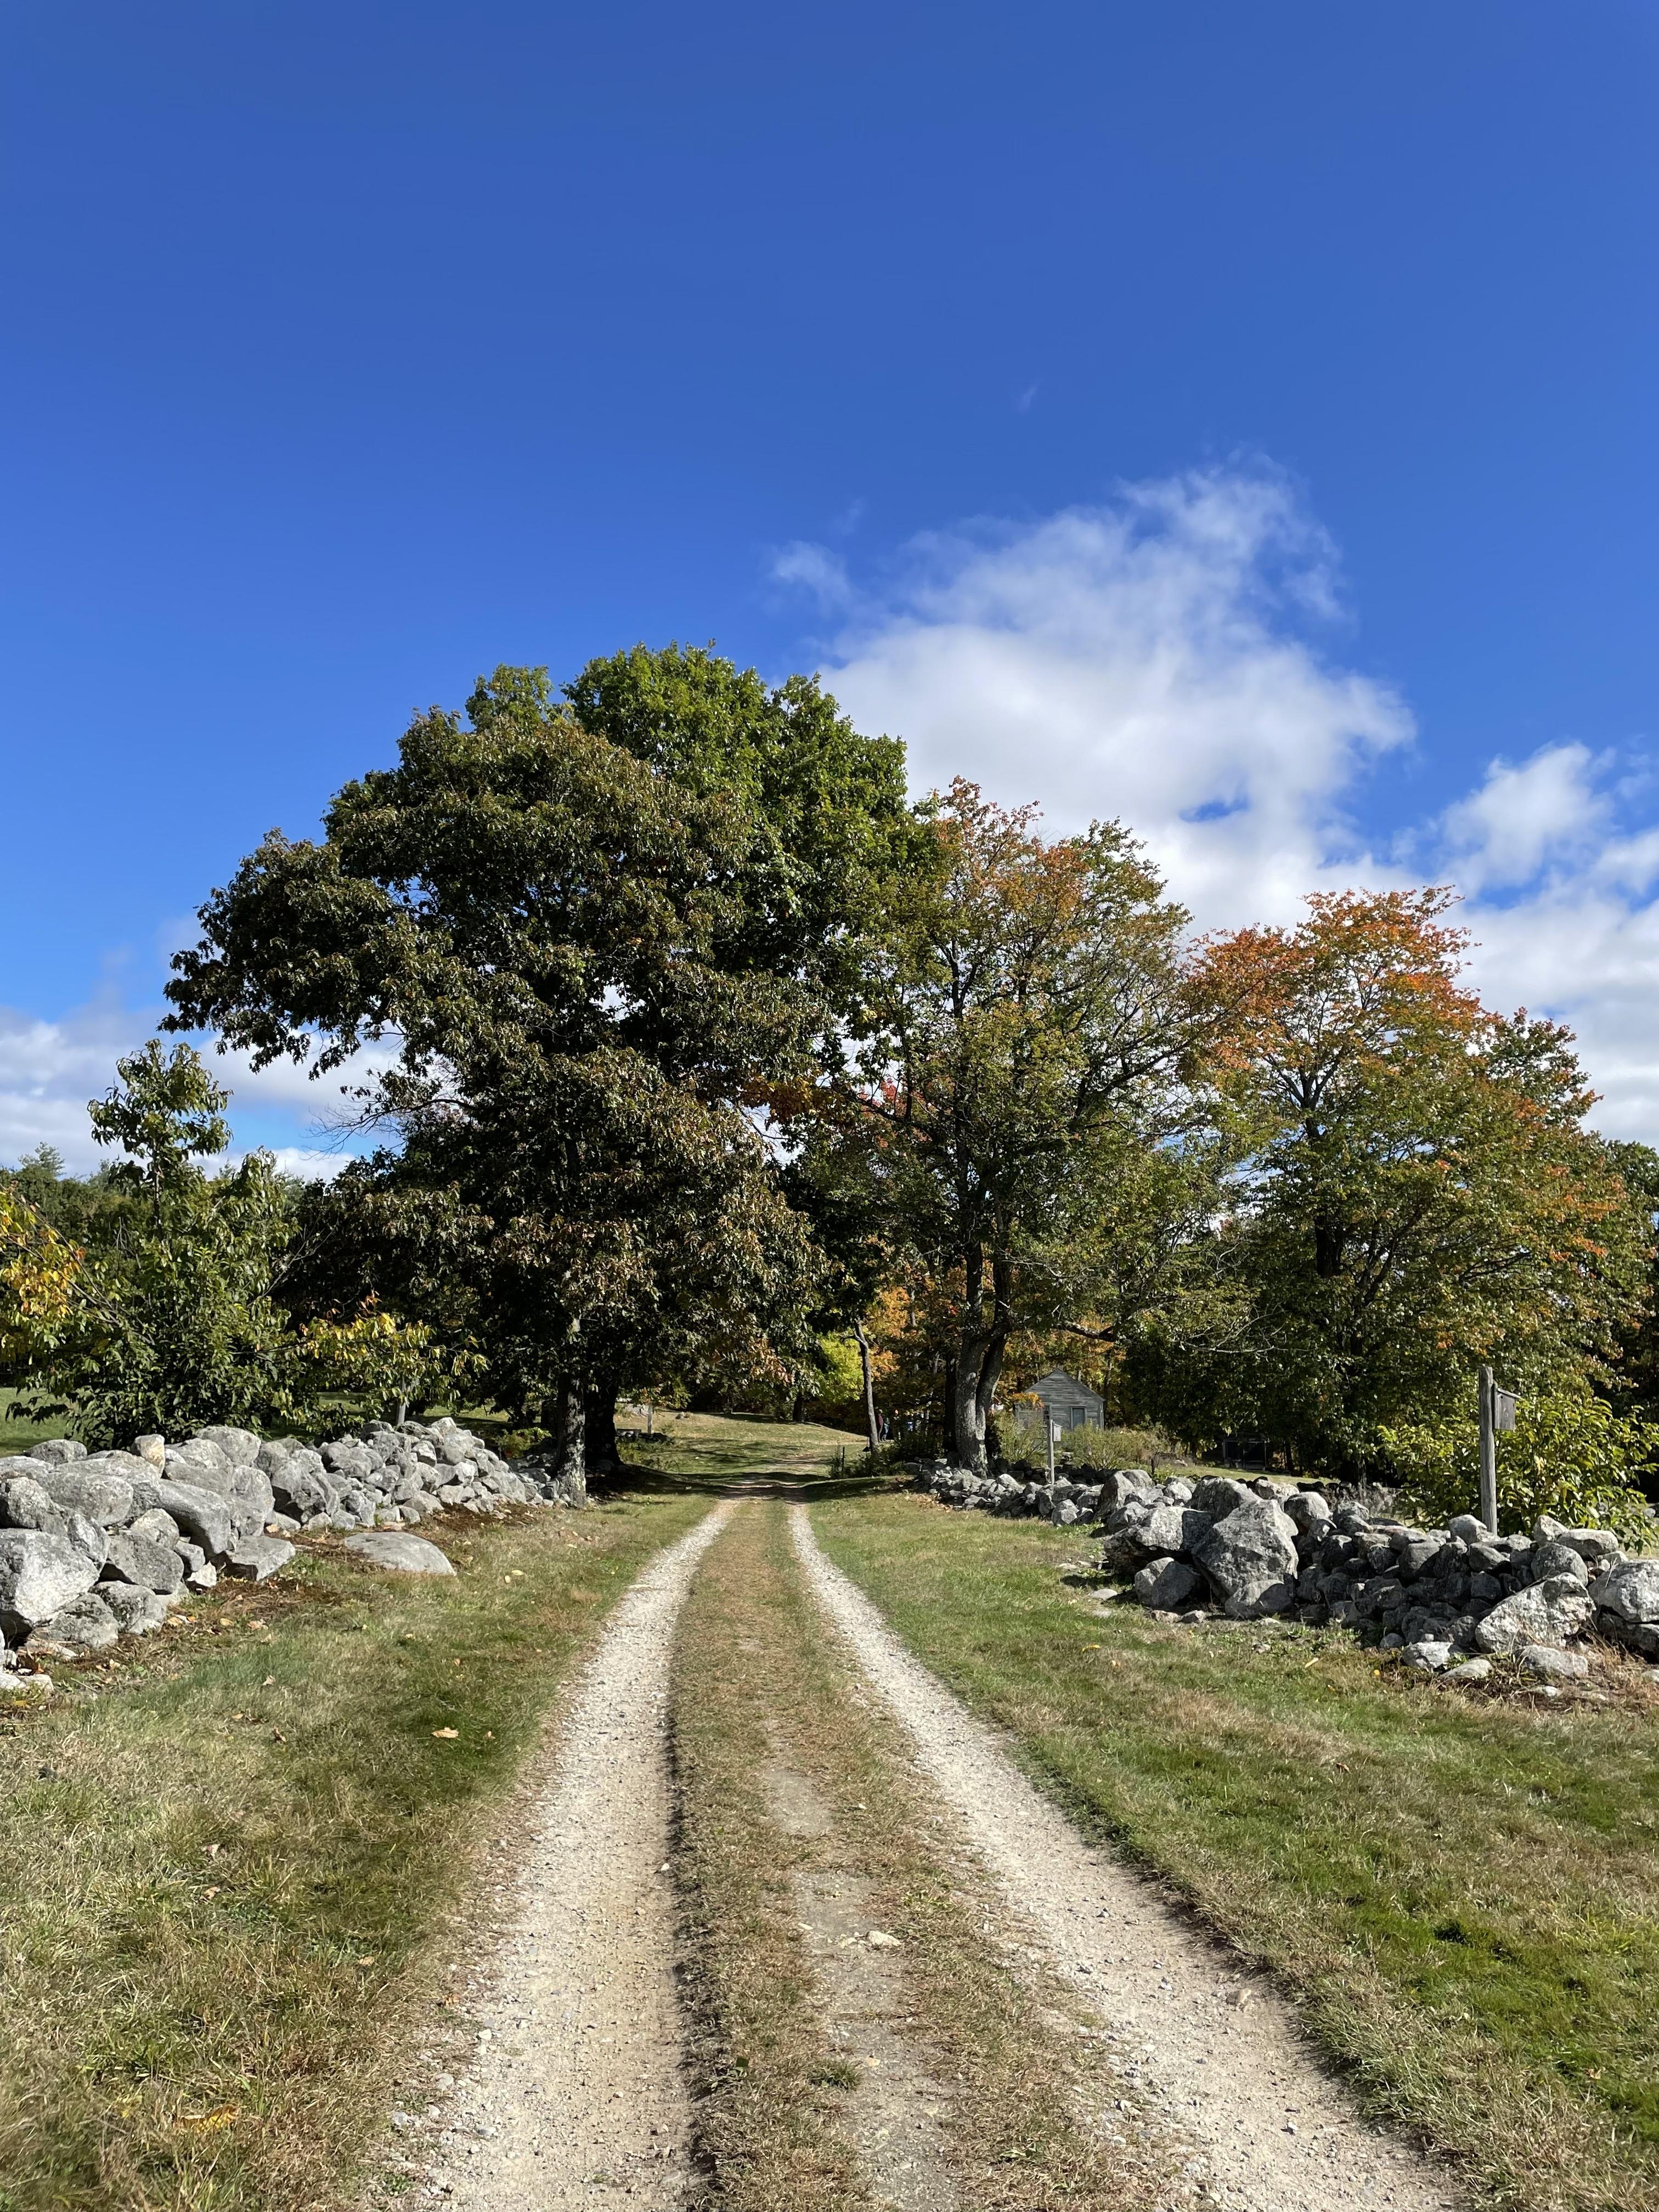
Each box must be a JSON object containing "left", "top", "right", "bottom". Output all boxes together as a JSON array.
[
  {"left": 179, "top": 2106, "right": 239, "bottom": 2131},
  {"left": 203, "top": 1842, "right": 221, "bottom": 1860},
  {"left": 432, "top": 1727, "right": 460, "bottom": 1740}
]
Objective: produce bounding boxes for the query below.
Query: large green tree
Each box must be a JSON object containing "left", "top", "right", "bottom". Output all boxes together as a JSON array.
[{"left": 166, "top": 661, "right": 905, "bottom": 1474}]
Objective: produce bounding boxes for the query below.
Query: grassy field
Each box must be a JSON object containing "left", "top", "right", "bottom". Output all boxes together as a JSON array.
[
  {"left": 0, "top": 1386, "right": 65, "bottom": 1456},
  {"left": 810, "top": 1492, "right": 1659, "bottom": 2212},
  {"left": 0, "top": 1487, "right": 708, "bottom": 2212},
  {"left": 619, "top": 1404, "right": 871, "bottom": 1488},
  {"left": 671, "top": 1501, "right": 1164, "bottom": 2212}
]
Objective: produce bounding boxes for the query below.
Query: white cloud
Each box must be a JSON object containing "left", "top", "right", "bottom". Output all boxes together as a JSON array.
[
  {"left": 781, "top": 468, "right": 1659, "bottom": 1141},
  {"left": 803, "top": 468, "right": 1414, "bottom": 930},
  {"left": 0, "top": 995, "right": 386, "bottom": 1177},
  {"left": 1434, "top": 743, "right": 1610, "bottom": 894}
]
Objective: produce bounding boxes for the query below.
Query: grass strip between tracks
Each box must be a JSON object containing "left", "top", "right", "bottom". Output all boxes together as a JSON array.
[
  {"left": 670, "top": 1499, "right": 1165, "bottom": 2212},
  {"left": 0, "top": 1487, "right": 708, "bottom": 2212},
  {"left": 810, "top": 1492, "right": 1659, "bottom": 2212}
]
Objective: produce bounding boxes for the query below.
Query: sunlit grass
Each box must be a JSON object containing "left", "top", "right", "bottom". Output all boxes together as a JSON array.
[{"left": 812, "top": 1493, "right": 1659, "bottom": 2212}]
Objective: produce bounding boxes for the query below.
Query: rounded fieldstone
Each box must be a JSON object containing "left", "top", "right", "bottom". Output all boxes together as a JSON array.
[{"left": 343, "top": 1531, "right": 458, "bottom": 1576}]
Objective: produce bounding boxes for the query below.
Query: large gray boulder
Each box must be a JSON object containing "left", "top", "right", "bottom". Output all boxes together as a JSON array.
[
  {"left": 0, "top": 1474, "right": 71, "bottom": 1531},
  {"left": 1475, "top": 1573, "right": 1595, "bottom": 1654},
  {"left": 1133, "top": 1555, "right": 1201, "bottom": 1610},
  {"left": 265, "top": 1454, "right": 337, "bottom": 1522},
  {"left": 1283, "top": 1491, "right": 1331, "bottom": 1535},
  {"left": 1098, "top": 1468, "right": 1158, "bottom": 1510},
  {"left": 1193, "top": 1498, "right": 1300, "bottom": 1618},
  {"left": 31, "top": 1437, "right": 86, "bottom": 1463},
  {"left": 151, "top": 1480, "right": 235, "bottom": 1560},
  {"left": 190, "top": 1426, "right": 262, "bottom": 1466},
  {"left": 26, "top": 1460, "right": 151, "bottom": 1529},
  {"left": 0, "top": 1480, "right": 107, "bottom": 1568},
  {"left": 1189, "top": 1475, "right": 1257, "bottom": 1521},
  {"left": 1530, "top": 1539, "right": 1589, "bottom": 1586},
  {"left": 162, "top": 1452, "right": 273, "bottom": 1545},
  {"left": 1592, "top": 1559, "right": 1659, "bottom": 1629},
  {"left": 99, "top": 1583, "right": 167, "bottom": 1635},
  {"left": 224, "top": 1535, "right": 295, "bottom": 1583},
  {"left": 1129, "top": 1504, "right": 1211, "bottom": 1560},
  {"left": 100, "top": 1528, "right": 185, "bottom": 1595},
  {"left": 343, "top": 1531, "right": 457, "bottom": 1576},
  {"left": 0, "top": 1531, "right": 100, "bottom": 1633}
]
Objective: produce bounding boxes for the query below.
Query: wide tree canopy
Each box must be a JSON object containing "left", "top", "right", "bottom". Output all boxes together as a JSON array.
[
  {"left": 794, "top": 781, "right": 1218, "bottom": 1474},
  {"left": 166, "top": 660, "right": 909, "bottom": 1468}
]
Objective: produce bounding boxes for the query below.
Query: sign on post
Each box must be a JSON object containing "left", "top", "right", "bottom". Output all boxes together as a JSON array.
[{"left": 1477, "top": 1368, "right": 1517, "bottom": 1536}]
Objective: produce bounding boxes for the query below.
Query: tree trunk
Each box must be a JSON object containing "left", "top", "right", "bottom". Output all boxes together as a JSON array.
[
  {"left": 949, "top": 1333, "right": 996, "bottom": 1475},
  {"left": 851, "top": 1318, "right": 879, "bottom": 1453},
  {"left": 583, "top": 1374, "right": 620, "bottom": 1474},
  {"left": 541, "top": 1375, "right": 588, "bottom": 1505}
]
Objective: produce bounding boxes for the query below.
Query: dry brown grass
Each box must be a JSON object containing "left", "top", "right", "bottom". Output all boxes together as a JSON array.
[
  {"left": 0, "top": 1490, "right": 708, "bottom": 2212},
  {"left": 670, "top": 1500, "right": 1169, "bottom": 2211}
]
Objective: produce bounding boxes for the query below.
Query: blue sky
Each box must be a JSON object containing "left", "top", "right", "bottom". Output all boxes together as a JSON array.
[{"left": 4, "top": 1, "right": 1657, "bottom": 1163}]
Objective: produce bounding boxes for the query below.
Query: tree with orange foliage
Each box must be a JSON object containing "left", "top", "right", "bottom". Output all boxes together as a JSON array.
[
  {"left": 1132, "top": 889, "right": 1650, "bottom": 1475},
  {"left": 808, "top": 782, "right": 1219, "bottom": 1474}
]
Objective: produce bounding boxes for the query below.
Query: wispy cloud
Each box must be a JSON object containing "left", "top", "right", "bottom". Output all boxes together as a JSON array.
[{"left": 777, "top": 466, "right": 1659, "bottom": 1138}]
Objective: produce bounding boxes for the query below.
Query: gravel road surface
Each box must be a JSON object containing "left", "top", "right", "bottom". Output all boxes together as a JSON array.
[
  {"left": 442, "top": 1505, "right": 731, "bottom": 2211},
  {"left": 792, "top": 1504, "right": 1460, "bottom": 2212}
]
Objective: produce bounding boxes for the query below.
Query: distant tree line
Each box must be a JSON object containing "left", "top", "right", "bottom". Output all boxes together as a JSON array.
[{"left": 4, "top": 645, "right": 1657, "bottom": 1510}]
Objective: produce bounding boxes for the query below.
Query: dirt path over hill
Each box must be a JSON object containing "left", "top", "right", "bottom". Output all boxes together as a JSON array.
[
  {"left": 437, "top": 1505, "right": 731, "bottom": 2212},
  {"left": 791, "top": 1503, "right": 1462, "bottom": 2212}
]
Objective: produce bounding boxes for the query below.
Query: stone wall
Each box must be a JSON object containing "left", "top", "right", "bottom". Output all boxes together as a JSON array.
[
  {"left": 0, "top": 1417, "right": 581, "bottom": 1685},
  {"left": 911, "top": 1460, "right": 1659, "bottom": 1683}
]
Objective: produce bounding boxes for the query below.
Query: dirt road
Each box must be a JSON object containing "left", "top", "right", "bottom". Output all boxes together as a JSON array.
[
  {"left": 440, "top": 1504, "right": 731, "bottom": 2212},
  {"left": 791, "top": 1503, "right": 1459, "bottom": 2212},
  {"left": 417, "top": 1494, "right": 1462, "bottom": 2212}
]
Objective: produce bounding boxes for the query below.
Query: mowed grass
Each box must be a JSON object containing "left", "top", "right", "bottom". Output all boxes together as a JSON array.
[
  {"left": 811, "top": 1493, "right": 1659, "bottom": 2212},
  {"left": 0, "top": 1488, "right": 708, "bottom": 2212},
  {"left": 622, "top": 1406, "right": 870, "bottom": 1488}
]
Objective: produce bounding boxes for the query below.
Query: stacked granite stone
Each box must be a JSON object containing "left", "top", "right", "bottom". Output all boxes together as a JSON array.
[
  {"left": 914, "top": 1459, "right": 1658, "bottom": 1678},
  {"left": 0, "top": 1416, "right": 572, "bottom": 1674}
]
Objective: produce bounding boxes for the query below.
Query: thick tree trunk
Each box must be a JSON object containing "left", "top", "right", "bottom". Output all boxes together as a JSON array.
[
  {"left": 851, "top": 1318, "right": 879, "bottom": 1453},
  {"left": 583, "top": 1374, "right": 620, "bottom": 1474},
  {"left": 540, "top": 1375, "right": 588, "bottom": 1505},
  {"left": 949, "top": 1335, "right": 994, "bottom": 1475}
]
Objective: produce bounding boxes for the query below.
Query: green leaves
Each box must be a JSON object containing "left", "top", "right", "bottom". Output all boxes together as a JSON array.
[
  {"left": 162, "top": 655, "right": 910, "bottom": 1435},
  {"left": 1384, "top": 1389, "right": 1655, "bottom": 1541}
]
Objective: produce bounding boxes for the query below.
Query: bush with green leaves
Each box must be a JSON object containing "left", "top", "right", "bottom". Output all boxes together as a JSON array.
[
  {"left": 8, "top": 1042, "right": 448, "bottom": 1446},
  {"left": 1382, "top": 1389, "right": 1657, "bottom": 1543},
  {"left": 995, "top": 1418, "right": 1186, "bottom": 1475}
]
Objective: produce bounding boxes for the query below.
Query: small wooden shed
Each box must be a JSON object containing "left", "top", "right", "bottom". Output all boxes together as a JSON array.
[{"left": 1022, "top": 1369, "right": 1104, "bottom": 1433}]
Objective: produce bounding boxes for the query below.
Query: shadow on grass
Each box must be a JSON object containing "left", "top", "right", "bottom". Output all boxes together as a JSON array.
[{"left": 599, "top": 1463, "right": 899, "bottom": 1502}]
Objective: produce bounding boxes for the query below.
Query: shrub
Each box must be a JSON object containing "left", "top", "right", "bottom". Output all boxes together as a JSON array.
[
  {"left": 995, "top": 1419, "right": 1187, "bottom": 1474},
  {"left": 1381, "top": 1389, "right": 1657, "bottom": 1543}
]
